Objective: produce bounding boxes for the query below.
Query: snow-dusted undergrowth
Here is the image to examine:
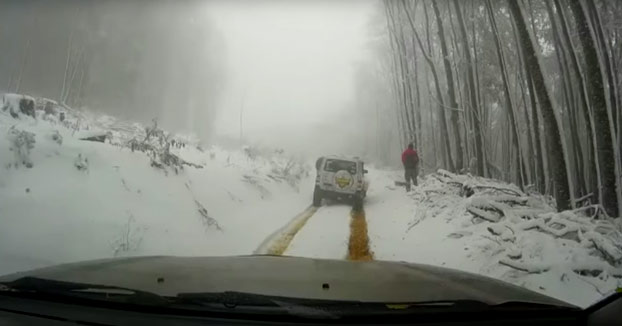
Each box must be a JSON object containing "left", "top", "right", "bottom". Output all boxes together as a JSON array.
[
  {"left": 366, "top": 168, "right": 622, "bottom": 307},
  {"left": 0, "top": 95, "right": 313, "bottom": 275}
]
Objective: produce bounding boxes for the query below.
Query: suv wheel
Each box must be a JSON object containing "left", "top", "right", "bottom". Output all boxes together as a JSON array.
[
  {"left": 312, "top": 186, "right": 323, "bottom": 207},
  {"left": 352, "top": 194, "right": 363, "bottom": 211}
]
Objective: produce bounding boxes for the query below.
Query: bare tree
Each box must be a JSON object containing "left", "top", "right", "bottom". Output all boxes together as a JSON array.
[
  {"left": 507, "top": 0, "right": 570, "bottom": 210},
  {"left": 453, "top": 0, "right": 484, "bottom": 176},
  {"left": 568, "top": 0, "right": 619, "bottom": 216},
  {"left": 432, "top": 0, "right": 464, "bottom": 171},
  {"left": 486, "top": 0, "right": 527, "bottom": 188}
]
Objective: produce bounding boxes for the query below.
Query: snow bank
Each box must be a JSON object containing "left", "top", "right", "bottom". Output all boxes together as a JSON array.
[
  {"left": 0, "top": 96, "right": 314, "bottom": 275},
  {"left": 366, "top": 169, "right": 622, "bottom": 307},
  {"left": 1, "top": 93, "right": 36, "bottom": 119}
]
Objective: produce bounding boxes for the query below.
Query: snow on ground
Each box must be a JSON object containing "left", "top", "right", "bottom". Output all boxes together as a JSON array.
[
  {"left": 365, "top": 168, "right": 622, "bottom": 308},
  {"left": 285, "top": 204, "right": 350, "bottom": 259},
  {"left": 1, "top": 94, "right": 621, "bottom": 308},
  {"left": 0, "top": 98, "right": 313, "bottom": 275}
]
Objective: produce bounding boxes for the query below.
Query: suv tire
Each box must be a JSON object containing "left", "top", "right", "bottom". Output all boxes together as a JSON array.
[
  {"left": 352, "top": 194, "right": 363, "bottom": 211},
  {"left": 312, "top": 186, "right": 323, "bottom": 207}
]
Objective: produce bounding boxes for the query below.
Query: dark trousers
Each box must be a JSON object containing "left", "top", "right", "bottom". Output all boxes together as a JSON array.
[{"left": 404, "top": 166, "right": 418, "bottom": 191}]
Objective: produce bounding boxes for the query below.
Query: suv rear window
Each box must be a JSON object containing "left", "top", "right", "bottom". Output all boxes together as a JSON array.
[{"left": 324, "top": 159, "right": 357, "bottom": 174}]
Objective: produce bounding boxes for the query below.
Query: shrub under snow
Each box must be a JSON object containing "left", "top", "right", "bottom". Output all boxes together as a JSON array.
[
  {"left": 407, "top": 169, "right": 622, "bottom": 302},
  {"left": 6, "top": 126, "right": 36, "bottom": 168}
]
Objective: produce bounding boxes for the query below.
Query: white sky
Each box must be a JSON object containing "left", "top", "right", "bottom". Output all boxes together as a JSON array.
[{"left": 207, "top": 0, "right": 376, "bottom": 153}]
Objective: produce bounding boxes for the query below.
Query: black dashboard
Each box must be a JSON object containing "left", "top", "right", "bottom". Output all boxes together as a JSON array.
[{"left": 0, "top": 293, "right": 620, "bottom": 326}]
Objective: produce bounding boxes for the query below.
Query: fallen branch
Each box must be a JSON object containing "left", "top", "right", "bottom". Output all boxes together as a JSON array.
[
  {"left": 434, "top": 171, "right": 523, "bottom": 198},
  {"left": 570, "top": 261, "right": 622, "bottom": 278},
  {"left": 195, "top": 200, "right": 223, "bottom": 232},
  {"left": 506, "top": 248, "right": 522, "bottom": 260},
  {"left": 487, "top": 225, "right": 504, "bottom": 236},
  {"left": 499, "top": 259, "right": 550, "bottom": 273},
  {"left": 431, "top": 174, "right": 462, "bottom": 188},
  {"left": 491, "top": 195, "right": 529, "bottom": 206},
  {"left": 581, "top": 231, "right": 622, "bottom": 265},
  {"left": 182, "top": 160, "right": 204, "bottom": 169},
  {"left": 469, "top": 185, "right": 522, "bottom": 197},
  {"left": 467, "top": 206, "right": 501, "bottom": 222},
  {"left": 573, "top": 192, "right": 594, "bottom": 204}
]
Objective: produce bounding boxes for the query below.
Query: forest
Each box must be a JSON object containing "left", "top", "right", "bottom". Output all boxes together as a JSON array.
[
  {"left": 365, "top": 0, "right": 622, "bottom": 216},
  {"left": 0, "top": 0, "right": 224, "bottom": 138}
]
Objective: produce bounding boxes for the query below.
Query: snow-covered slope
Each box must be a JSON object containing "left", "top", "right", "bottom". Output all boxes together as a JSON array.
[
  {"left": 0, "top": 98, "right": 313, "bottom": 275},
  {"left": 365, "top": 169, "right": 622, "bottom": 307}
]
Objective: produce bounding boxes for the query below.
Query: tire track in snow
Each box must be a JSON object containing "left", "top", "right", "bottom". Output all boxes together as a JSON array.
[
  {"left": 347, "top": 208, "right": 374, "bottom": 261},
  {"left": 284, "top": 204, "right": 350, "bottom": 258},
  {"left": 254, "top": 206, "right": 318, "bottom": 255}
]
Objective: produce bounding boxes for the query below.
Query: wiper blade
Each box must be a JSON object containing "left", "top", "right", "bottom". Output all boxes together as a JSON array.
[
  {"left": 0, "top": 276, "right": 168, "bottom": 306},
  {"left": 176, "top": 292, "right": 491, "bottom": 314},
  {"left": 177, "top": 292, "right": 491, "bottom": 309},
  {"left": 177, "top": 291, "right": 281, "bottom": 308},
  {"left": 176, "top": 291, "right": 336, "bottom": 317},
  {"left": 177, "top": 292, "right": 571, "bottom": 311},
  {"left": 385, "top": 299, "right": 569, "bottom": 311}
]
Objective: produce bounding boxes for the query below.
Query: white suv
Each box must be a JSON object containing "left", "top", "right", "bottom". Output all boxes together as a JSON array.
[{"left": 313, "top": 156, "right": 369, "bottom": 210}]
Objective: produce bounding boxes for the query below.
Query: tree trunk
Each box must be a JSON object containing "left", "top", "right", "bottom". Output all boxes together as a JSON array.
[
  {"left": 586, "top": 0, "right": 619, "bottom": 135},
  {"left": 453, "top": 0, "right": 484, "bottom": 176},
  {"left": 386, "top": 3, "right": 415, "bottom": 142},
  {"left": 507, "top": 0, "right": 570, "bottom": 211},
  {"left": 486, "top": 0, "right": 526, "bottom": 189},
  {"left": 384, "top": 2, "right": 410, "bottom": 147},
  {"left": 432, "top": 0, "right": 463, "bottom": 172},
  {"left": 568, "top": 0, "right": 619, "bottom": 217},
  {"left": 546, "top": 0, "right": 586, "bottom": 199},
  {"left": 15, "top": 39, "right": 30, "bottom": 93},
  {"left": 554, "top": 0, "right": 599, "bottom": 204}
]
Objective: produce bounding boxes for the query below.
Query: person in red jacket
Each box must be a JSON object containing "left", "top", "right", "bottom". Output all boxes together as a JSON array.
[{"left": 401, "top": 143, "right": 419, "bottom": 191}]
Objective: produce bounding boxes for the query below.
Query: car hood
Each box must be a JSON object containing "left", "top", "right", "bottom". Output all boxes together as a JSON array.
[{"left": 0, "top": 255, "right": 573, "bottom": 307}]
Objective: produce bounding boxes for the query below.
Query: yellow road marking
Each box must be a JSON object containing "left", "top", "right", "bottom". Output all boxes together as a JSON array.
[
  {"left": 264, "top": 206, "right": 318, "bottom": 255},
  {"left": 347, "top": 209, "right": 374, "bottom": 261}
]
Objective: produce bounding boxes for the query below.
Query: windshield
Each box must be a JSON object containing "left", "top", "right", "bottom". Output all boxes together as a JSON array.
[
  {"left": 0, "top": 0, "right": 621, "bottom": 312},
  {"left": 324, "top": 159, "right": 357, "bottom": 174}
]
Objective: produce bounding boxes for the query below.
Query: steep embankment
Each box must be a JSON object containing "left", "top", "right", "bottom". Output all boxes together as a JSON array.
[{"left": 0, "top": 95, "right": 313, "bottom": 275}]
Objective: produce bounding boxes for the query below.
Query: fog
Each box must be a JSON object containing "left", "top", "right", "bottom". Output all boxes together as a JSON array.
[
  {"left": 208, "top": 0, "right": 377, "bottom": 159},
  {"left": 1, "top": 0, "right": 224, "bottom": 139},
  {"left": 1, "top": 0, "right": 388, "bottom": 162}
]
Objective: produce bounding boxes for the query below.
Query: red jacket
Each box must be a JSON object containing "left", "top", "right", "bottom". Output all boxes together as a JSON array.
[{"left": 402, "top": 148, "right": 419, "bottom": 168}]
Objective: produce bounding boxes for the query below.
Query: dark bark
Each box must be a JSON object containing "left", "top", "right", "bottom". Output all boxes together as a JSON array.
[
  {"left": 586, "top": 0, "right": 618, "bottom": 136},
  {"left": 554, "top": 0, "right": 599, "bottom": 203},
  {"left": 568, "top": 0, "right": 618, "bottom": 217},
  {"left": 546, "top": 0, "right": 586, "bottom": 199},
  {"left": 386, "top": 3, "right": 415, "bottom": 142},
  {"left": 432, "top": 0, "right": 464, "bottom": 172},
  {"left": 507, "top": 0, "right": 571, "bottom": 211},
  {"left": 453, "top": 0, "right": 484, "bottom": 176},
  {"left": 385, "top": 2, "right": 411, "bottom": 145},
  {"left": 486, "top": 0, "right": 526, "bottom": 189}
]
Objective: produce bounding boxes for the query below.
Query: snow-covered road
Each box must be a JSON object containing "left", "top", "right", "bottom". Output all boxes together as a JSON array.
[
  {"left": 254, "top": 168, "right": 412, "bottom": 262},
  {"left": 285, "top": 205, "right": 350, "bottom": 259}
]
